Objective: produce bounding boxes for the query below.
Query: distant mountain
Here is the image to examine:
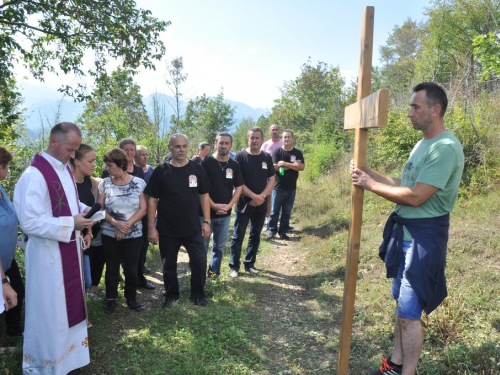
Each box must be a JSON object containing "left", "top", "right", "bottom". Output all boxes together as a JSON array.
[
  {"left": 143, "top": 93, "right": 267, "bottom": 132},
  {"left": 19, "top": 84, "right": 268, "bottom": 132}
]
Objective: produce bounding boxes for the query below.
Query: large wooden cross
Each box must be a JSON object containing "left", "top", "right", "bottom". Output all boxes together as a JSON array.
[{"left": 337, "top": 6, "right": 389, "bottom": 374}]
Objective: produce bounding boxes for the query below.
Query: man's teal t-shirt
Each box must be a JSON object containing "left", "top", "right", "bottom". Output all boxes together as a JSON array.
[{"left": 395, "top": 130, "right": 464, "bottom": 222}]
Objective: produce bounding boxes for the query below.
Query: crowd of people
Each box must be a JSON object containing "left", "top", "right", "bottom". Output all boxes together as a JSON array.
[
  {"left": 0, "top": 121, "right": 305, "bottom": 374},
  {"left": 0, "top": 81, "right": 462, "bottom": 375}
]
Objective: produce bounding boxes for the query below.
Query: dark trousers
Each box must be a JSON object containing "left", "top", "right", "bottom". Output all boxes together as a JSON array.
[
  {"left": 87, "top": 244, "right": 105, "bottom": 287},
  {"left": 159, "top": 233, "right": 206, "bottom": 300},
  {"left": 102, "top": 235, "right": 141, "bottom": 301},
  {"left": 4, "top": 259, "right": 24, "bottom": 336},
  {"left": 137, "top": 218, "right": 148, "bottom": 285},
  {"left": 229, "top": 210, "right": 266, "bottom": 270}
]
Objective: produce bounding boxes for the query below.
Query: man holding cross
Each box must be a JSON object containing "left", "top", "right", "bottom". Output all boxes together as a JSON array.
[{"left": 351, "top": 82, "right": 463, "bottom": 375}]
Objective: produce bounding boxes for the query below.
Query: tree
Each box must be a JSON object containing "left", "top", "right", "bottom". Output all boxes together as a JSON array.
[
  {"left": 416, "top": 0, "right": 500, "bottom": 96},
  {"left": 179, "top": 91, "right": 236, "bottom": 148},
  {"left": 165, "top": 57, "right": 189, "bottom": 133},
  {"left": 473, "top": 31, "right": 500, "bottom": 81},
  {"left": 0, "top": 0, "right": 169, "bottom": 130},
  {"left": 0, "top": 78, "right": 22, "bottom": 140},
  {"left": 147, "top": 92, "right": 170, "bottom": 165},
  {"left": 270, "top": 59, "right": 348, "bottom": 146},
  {"left": 77, "top": 68, "right": 151, "bottom": 166},
  {"left": 256, "top": 115, "right": 269, "bottom": 131},
  {"left": 378, "top": 19, "right": 423, "bottom": 106},
  {"left": 233, "top": 117, "right": 256, "bottom": 152}
]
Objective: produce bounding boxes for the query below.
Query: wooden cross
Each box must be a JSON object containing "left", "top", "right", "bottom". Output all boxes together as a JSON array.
[{"left": 337, "top": 6, "right": 389, "bottom": 374}]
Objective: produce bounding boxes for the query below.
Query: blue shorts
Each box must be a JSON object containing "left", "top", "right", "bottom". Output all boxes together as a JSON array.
[{"left": 391, "top": 241, "right": 423, "bottom": 320}]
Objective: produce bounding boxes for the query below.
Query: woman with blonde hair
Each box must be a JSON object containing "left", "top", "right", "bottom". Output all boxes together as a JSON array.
[{"left": 70, "top": 144, "right": 105, "bottom": 303}]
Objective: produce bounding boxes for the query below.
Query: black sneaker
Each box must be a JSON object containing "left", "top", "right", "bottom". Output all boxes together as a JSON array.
[
  {"left": 162, "top": 297, "right": 179, "bottom": 309},
  {"left": 126, "top": 299, "right": 144, "bottom": 312},
  {"left": 279, "top": 233, "right": 290, "bottom": 240},
  {"left": 287, "top": 226, "right": 295, "bottom": 232},
  {"left": 138, "top": 281, "right": 155, "bottom": 290},
  {"left": 191, "top": 297, "right": 210, "bottom": 306},
  {"left": 207, "top": 270, "right": 219, "bottom": 279},
  {"left": 105, "top": 299, "right": 116, "bottom": 315},
  {"left": 369, "top": 356, "right": 402, "bottom": 375},
  {"left": 245, "top": 267, "right": 260, "bottom": 274}
]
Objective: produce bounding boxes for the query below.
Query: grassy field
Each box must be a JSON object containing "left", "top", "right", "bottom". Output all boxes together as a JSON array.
[{"left": 1, "top": 160, "right": 500, "bottom": 374}]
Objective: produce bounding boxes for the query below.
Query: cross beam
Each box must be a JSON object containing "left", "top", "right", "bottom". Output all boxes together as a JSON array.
[{"left": 337, "top": 6, "right": 389, "bottom": 374}]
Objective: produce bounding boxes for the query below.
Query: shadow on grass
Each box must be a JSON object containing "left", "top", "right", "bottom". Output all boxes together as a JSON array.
[
  {"left": 301, "top": 218, "right": 349, "bottom": 239},
  {"left": 0, "top": 249, "right": 356, "bottom": 374},
  {"left": 493, "top": 319, "right": 500, "bottom": 332}
]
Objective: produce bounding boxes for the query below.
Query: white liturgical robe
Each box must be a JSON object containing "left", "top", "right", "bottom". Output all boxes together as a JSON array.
[{"left": 14, "top": 151, "right": 90, "bottom": 375}]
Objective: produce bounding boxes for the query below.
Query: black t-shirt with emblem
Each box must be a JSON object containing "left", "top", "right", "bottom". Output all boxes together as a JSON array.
[
  {"left": 201, "top": 156, "right": 244, "bottom": 218},
  {"left": 272, "top": 147, "right": 305, "bottom": 190},
  {"left": 144, "top": 161, "right": 209, "bottom": 237},
  {"left": 234, "top": 150, "right": 275, "bottom": 214}
]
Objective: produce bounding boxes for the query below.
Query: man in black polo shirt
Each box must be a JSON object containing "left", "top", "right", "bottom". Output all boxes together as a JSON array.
[
  {"left": 145, "top": 134, "right": 211, "bottom": 307},
  {"left": 229, "top": 127, "right": 275, "bottom": 278},
  {"left": 201, "top": 133, "right": 244, "bottom": 278},
  {"left": 267, "top": 129, "right": 305, "bottom": 240}
]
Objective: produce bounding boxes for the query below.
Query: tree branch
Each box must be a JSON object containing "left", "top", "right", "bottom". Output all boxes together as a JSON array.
[
  {"left": 0, "top": 20, "right": 84, "bottom": 38},
  {"left": 0, "top": 0, "right": 25, "bottom": 10}
]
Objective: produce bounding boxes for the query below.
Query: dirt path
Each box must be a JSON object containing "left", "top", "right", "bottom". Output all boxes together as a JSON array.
[
  {"left": 252, "top": 231, "right": 336, "bottom": 374},
  {"left": 171, "top": 228, "right": 337, "bottom": 374}
]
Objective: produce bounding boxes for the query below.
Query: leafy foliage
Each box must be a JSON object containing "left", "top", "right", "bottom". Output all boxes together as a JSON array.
[
  {"left": 76, "top": 68, "right": 153, "bottom": 173},
  {"left": 270, "top": 60, "right": 347, "bottom": 142},
  {"left": 0, "top": 0, "right": 169, "bottom": 130},
  {"left": 0, "top": 78, "right": 23, "bottom": 140},
  {"left": 473, "top": 31, "right": 500, "bottom": 81},
  {"left": 378, "top": 19, "right": 423, "bottom": 107},
  {"left": 179, "top": 91, "right": 236, "bottom": 148},
  {"left": 269, "top": 59, "right": 351, "bottom": 178},
  {"left": 416, "top": 0, "right": 500, "bottom": 93},
  {"left": 233, "top": 117, "right": 256, "bottom": 152},
  {"left": 369, "top": 109, "right": 422, "bottom": 170}
]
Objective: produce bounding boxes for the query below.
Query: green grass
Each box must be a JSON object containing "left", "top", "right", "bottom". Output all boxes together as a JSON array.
[{"left": 1, "top": 161, "right": 500, "bottom": 374}]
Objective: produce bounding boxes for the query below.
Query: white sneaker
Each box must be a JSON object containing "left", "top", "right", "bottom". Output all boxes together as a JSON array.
[
  {"left": 88, "top": 292, "right": 102, "bottom": 300},
  {"left": 229, "top": 269, "right": 239, "bottom": 278}
]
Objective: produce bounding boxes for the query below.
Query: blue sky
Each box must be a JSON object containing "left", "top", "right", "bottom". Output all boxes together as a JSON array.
[{"left": 18, "top": 1, "right": 430, "bottom": 111}]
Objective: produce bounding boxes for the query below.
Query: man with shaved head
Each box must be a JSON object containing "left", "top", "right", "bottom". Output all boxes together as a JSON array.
[{"left": 145, "top": 134, "right": 212, "bottom": 307}]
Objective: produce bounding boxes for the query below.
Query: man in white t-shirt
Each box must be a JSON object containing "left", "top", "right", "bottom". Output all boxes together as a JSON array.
[{"left": 261, "top": 124, "right": 283, "bottom": 229}]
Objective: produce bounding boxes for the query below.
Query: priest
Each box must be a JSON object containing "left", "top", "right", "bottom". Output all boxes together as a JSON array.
[{"left": 14, "top": 122, "right": 95, "bottom": 374}]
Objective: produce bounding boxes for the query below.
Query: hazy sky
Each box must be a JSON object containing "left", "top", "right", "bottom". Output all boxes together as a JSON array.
[{"left": 18, "top": 1, "right": 430, "bottom": 111}]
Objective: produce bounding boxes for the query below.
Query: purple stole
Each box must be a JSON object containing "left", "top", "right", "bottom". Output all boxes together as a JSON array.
[{"left": 31, "top": 154, "right": 86, "bottom": 328}]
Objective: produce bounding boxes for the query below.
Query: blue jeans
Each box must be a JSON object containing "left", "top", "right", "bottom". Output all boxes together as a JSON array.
[
  {"left": 391, "top": 241, "right": 424, "bottom": 320},
  {"left": 200, "top": 215, "right": 232, "bottom": 276},
  {"left": 83, "top": 254, "right": 91, "bottom": 292},
  {"left": 268, "top": 189, "right": 296, "bottom": 235},
  {"left": 229, "top": 210, "right": 266, "bottom": 270}
]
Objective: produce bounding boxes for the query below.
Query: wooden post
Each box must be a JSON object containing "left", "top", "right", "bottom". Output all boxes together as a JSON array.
[{"left": 337, "top": 6, "right": 389, "bottom": 374}]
